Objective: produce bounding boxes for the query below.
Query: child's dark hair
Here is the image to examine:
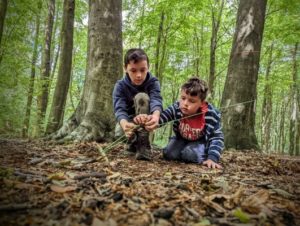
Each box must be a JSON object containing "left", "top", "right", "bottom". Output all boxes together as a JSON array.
[
  {"left": 124, "top": 48, "right": 149, "bottom": 67},
  {"left": 181, "top": 77, "right": 209, "bottom": 101}
]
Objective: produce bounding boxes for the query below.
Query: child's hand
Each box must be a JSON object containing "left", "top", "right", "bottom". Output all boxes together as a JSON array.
[
  {"left": 202, "top": 159, "right": 222, "bottom": 169},
  {"left": 133, "top": 114, "right": 148, "bottom": 125},
  {"left": 145, "top": 114, "right": 159, "bottom": 131},
  {"left": 120, "top": 120, "right": 136, "bottom": 138}
]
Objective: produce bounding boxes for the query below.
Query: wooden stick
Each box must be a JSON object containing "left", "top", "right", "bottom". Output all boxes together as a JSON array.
[
  {"left": 0, "top": 203, "right": 33, "bottom": 211},
  {"left": 74, "top": 172, "right": 107, "bottom": 180}
]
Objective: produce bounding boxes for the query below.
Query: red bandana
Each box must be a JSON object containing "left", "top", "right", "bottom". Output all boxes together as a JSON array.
[{"left": 179, "top": 102, "right": 208, "bottom": 140}]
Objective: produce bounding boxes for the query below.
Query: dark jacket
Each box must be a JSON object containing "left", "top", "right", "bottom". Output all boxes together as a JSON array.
[
  {"left": 113, "top": 72, "right": 163, "bottom": 122},
  {"left": 159, "top": 101, "right": 224, "bottom": 162}
]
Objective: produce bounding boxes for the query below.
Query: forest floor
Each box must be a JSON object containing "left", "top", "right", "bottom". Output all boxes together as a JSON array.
[{"left": 0, "top": 138, "right": 299, "bottom": 226}]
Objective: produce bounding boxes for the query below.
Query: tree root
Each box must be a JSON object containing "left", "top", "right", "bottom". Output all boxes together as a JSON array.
[{"left": 47, "top": 114, "right": 114, "bottom": 144}]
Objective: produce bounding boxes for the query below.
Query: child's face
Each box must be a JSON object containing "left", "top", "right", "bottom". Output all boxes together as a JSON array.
[
  {"left": 125, "top": 60, "right": 149, "bottom": 86},
  {"left": 179, "top": 90, "right": 202, "bottom": 116}
]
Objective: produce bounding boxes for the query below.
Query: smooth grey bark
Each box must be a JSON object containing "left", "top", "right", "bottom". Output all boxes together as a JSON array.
[
  {"left": 273, "top": 101, "right": 279, "bottom": 152},
  {"left": 138, "top": 0, "right": 145, "bottom": 48},
  {"left": 220, "top": 0, "right": 267, "bottom": 150},
  {"left": 46, "top": 0, "right": 75, "bottom": 134},
  {"left": 22, "top": 1, "right": 42, "bottom": 137},
  {"left": 50, "top": 43, "right": 60, "bottom": 81},
  {"left": 155, "top": 11, "right": 165, "bottom": 84},
  {"left": 36, "top": 0, "right": 55, "bottom": 136},
  {"left": 261, "top": 42, "right": 274, "bottom": 152},
  {"left": 289, "top": 42, "right": 299, "bottom": 155},
  {"left": 208, "top": 0, "right": 224, "bottom": 101},
  {"left": 48, "top": 0, "right": 61, "bottom": 91},
  {"left": 52, "top": 0, "right": 122, "bottom": 142},
  {"left": 193, "top": 30, "right": 200, "bottom": 77},
  {"left": 278, "top": 98, "right": 287, "bottom": 154}
]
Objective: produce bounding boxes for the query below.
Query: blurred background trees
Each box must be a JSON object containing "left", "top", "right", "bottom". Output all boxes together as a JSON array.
[{"left": 0, "top": 0, "right": 299, "bottom": 155}]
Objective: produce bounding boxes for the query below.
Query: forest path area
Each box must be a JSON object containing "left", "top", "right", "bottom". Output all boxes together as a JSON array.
[{"left": 0, "top": 139, "right": 299, "bottom": 226}]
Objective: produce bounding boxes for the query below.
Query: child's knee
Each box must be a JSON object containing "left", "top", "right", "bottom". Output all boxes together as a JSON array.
[
  {"left": 181, "top": 148, "right": 199, "bottom": 163},
  {"left": 181, "top": 145, "right": 206, "bottom": 163},
  {"left": 163, "top": 148, "right": 179, "bottom": 160}
]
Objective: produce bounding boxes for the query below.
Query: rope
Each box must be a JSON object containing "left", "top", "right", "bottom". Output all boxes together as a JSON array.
[
  {"left": 159, "top": 99, "right": 255, "bottom": 127},
  {"left": 100, "top": 125, "right": 141, "bottom": 154},
  {"left": 100, "top": 99, "right": 255, "bottom": 154}
]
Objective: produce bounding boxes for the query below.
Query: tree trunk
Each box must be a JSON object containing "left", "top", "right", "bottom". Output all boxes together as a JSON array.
[
  {"left": 0, "top": 0, "right": 7, "bottom": 47},
  {"left": 220, "top": 0, "right": 267, "bottom": 150},
  {"left": 193, "top": 30, "right": 200, "bottom": 76},
  {"left": 0, "top": 0, "right": 7, "bottom": 64},
  {"left": 51, "top": 0, "right": 122, "bottom": 142},
  {"left": 279, "top": 98, "right": 287, "bottom": 154},
  {"left": 36, "top": 0, "right": 55, "bottom": 136},
  {"left": 48, "top": 1, "right": 62, "bottom": 91},
  {"left": 46, "top": 0, "right": 75, "bottom": 134},
  {"left": 261, "top": 42, "right": 274, "bottom": 152},
  {"left": 68, "top": 48, "right": 76, "bottom": 111},
  {"left": 289, "top": 42, "right": 299, "bottom": 155},
  {"left": 50, "top": 43, "right": 60, "bottom": 81},
  {"left": 157, "top": 31, "right": 168, "bottom": 87},
  {"left": 273, "top": 101, "right": 279, "bottom": 152},
  {"left": 22, "top": 1, "right": 42, "bottom": 137},
  {"left": 155, "top": 11, "right": 165, "bottom": 84},
  {"left": 200, "top": 13, "right": 205, "bottom": 79},
  {"left": 208, "top": 0, "right": 224, "bottom": 101},
  {"left": 138, "top": 0, "right": 145, "bottom": 48}
]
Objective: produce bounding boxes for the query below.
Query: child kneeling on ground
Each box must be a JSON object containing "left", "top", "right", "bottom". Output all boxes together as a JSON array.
[
  {"left": 113, "top": 48, "right": 163, "bottom": 161},
  {"left": 137, "top": 77, "right": 224, "bottom": 168}
]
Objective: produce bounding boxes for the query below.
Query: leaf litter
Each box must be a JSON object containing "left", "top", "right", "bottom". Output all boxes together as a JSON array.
[{"left": 0, "top": 138, "right": 299, "bottom": 226}]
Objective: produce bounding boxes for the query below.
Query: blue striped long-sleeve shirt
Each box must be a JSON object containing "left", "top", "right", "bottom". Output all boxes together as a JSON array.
[{"left": 159, "top": 101, "right": 224, "bottom": 162}]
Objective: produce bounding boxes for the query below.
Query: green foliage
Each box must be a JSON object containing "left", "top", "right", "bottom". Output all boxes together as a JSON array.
[
  {"left": 0, "top": 0, "right": 43, "bottom": 136},
  {"left": 255, "top": 0, "right": 300, "bottom": 153},
  {"left": 0, "top": 0, "right": 299, "bottom": 155}
]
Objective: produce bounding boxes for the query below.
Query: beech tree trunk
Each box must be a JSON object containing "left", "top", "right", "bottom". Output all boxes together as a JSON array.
[
  {"left": 51, "top": 0, "right": 122, "bottom": 142},
  {"left": 278, "top": 98, "right": 287, "bottom": 154},
  {"left": 22, "top": 1, "right": 42, "bottom": 137},
  {"left": 155, "top": 11, "right": 165, "bottom": 84},
  {"left": 46, "top": 0, "right": 75, "bottom": 134},
  {"left": 36, "top": 0, "right": 55, "bottom": 136},
  {"left": 289, "top": 42, "right": 299, "bottom": 155},
  {"left": 208, "top": 0, "right": 224, "bottom": 101},
  {"left": 138, "top": 0, "right": 145, "bottom": 48},
  {"left": 261, "top": 42, "right": 274, "bottom": 152},
  {"left": 273, "top": 102, "right": 279, "bottom": 152},
  {"left": 193, "top": 29, "right": 200, "bottom": 77},
  {"left": 220, "top": 0, "right": 267, "bottom": 150},
  {"left": 48, "top": 1, "right": 61, "bottom": 90}
]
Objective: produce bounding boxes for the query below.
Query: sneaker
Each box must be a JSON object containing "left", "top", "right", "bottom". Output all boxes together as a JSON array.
[{"left": 135, "top": 130, "right": 152, "bottom": 161}]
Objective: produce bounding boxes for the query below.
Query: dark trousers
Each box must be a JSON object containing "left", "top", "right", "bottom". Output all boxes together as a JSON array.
[{"left": 163, "top": 136, "right": 207, "bottom": 163}]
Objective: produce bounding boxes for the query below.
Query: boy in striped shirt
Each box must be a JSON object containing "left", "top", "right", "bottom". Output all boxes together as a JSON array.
[{"left": 136, "top": 77, "right": 224, "bottom": 168}]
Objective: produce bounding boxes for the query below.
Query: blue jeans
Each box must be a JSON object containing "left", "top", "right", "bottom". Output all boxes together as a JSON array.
[{"left": 163, "top": 136, "right": 207, "bottom": 163}]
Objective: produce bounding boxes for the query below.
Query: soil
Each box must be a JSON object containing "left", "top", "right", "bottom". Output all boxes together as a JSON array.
[{"left": 0, "top": 138, "right": 299, "bottom": 226}]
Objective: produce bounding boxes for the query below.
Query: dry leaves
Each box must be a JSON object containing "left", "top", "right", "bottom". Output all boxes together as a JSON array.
[{"left": 0, "top": 139, "right": 299, "bottom": 225}]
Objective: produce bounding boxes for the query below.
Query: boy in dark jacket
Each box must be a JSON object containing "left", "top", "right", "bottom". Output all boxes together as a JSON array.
[
  {"left": 113, "top": 48, "right": 163, "bottom": 160},
  {"left": 143, "top": 77, "right": 224, "bottom": 168}
]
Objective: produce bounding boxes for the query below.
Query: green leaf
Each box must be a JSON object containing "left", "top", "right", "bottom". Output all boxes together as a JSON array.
[
  {"left": 233, "top": 208, "right": 250, "bottom": 223},
  {"left": 193, "top": 218, "right": 211, "bottom": 226}
]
